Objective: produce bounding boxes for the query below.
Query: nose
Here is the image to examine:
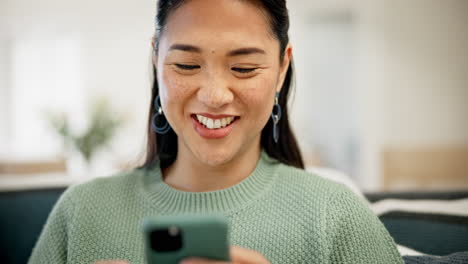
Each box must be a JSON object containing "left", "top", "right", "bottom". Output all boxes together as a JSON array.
[{"left": 197, "top": 72, "right": 234, "bottom": 109}]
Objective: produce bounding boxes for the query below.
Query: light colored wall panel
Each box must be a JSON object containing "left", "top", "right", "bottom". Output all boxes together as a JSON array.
[{"left": 383, "top": 146, "right": 468, "bottom": 191}]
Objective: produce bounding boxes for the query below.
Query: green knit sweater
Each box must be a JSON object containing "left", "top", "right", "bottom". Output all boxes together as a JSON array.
[{"left": 29, "top": 152, "right": 403, "bottom": 264}]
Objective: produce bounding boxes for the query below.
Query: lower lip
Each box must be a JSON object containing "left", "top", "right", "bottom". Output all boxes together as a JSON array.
[{"left": 191, "top": 115, "right": 238, "bottom": 139}]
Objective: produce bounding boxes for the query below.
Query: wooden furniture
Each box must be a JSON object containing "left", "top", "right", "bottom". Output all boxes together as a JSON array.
[
  {"left": 0, "top": 159, "right": 67, "bottom": 175},
  {"left": 382, "top": 146, "right": 468, "bottom": 191}
]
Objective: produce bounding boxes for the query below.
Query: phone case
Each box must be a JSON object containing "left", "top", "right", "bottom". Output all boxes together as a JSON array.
[{"left": 142, "top": 214, "right": 230, "bottom": 264}]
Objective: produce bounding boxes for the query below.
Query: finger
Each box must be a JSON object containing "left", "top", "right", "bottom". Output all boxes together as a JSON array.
[
  {"left": 180, "top": 257, "right": 228, "bottom": 264},
  {"left": 230, "top": 246, "right": 270, "bottom": 264}
]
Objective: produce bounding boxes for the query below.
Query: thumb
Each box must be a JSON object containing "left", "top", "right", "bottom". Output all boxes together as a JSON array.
[{"left": 230, "top": 246, "right": 270, "bottom": 264}]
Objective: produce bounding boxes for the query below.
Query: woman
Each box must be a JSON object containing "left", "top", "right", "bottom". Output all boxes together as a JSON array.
[{"left": 29, "top": 0, "right": 404, "bottom": 263}]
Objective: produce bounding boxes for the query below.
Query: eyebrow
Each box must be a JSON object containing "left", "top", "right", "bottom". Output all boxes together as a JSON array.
[
  {"left": 228, "top": 47, "right": 266, "bottom": 57},
  {"left": 169, "top": 44, "right": 201, "bottom": 53},
  {"left": 169, "top": 43, "right": 266, "bottom": 56}
]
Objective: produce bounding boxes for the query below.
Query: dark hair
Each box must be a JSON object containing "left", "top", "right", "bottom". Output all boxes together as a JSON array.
[{"left": 140, "top": 0, "right": 304, "bottom": 170}]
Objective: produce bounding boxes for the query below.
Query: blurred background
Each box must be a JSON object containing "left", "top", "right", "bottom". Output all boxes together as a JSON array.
[{"left": 0, "top": 0, "right": 467, "bottom": 192}]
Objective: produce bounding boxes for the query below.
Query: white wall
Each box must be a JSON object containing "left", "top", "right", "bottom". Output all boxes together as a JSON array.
[
  {"left": 290, "top": 0, "right": 468, "bottom": 191},
  {"left": 0, "top": 0, "right": 155, "bottom": 165},
  {"left": 77, "top": 2, "right": 155, "bottom": 163},
  {"left": 9, "top": 32, "right": 85, "bottom": 158},
  {"left": 0, "top": 38, "right": 11, "bottom": 156},
  {"left": 354, "top": 0, "right": 468, "bottom": 190},
  {"left": 290, "top": 14, "right": 359, "bottom": 175},
  {"left": 380, "top": 0, "right": 468, "bottom": 146},
  {"left": 353, "top": 1, "right": 390, "bottom": 190}
]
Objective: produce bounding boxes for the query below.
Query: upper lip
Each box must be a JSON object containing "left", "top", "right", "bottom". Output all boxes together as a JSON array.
[{"left": 193, "top": 113, "right": 239, "bottom": 119}]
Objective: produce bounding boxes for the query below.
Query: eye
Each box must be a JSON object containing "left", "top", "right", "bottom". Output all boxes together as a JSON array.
[
  {"left": 174, "top": 64, "right": 200, "bottom": 70},
  {"left": 232, "top": 67, "right": 257, "bottom": 74}
]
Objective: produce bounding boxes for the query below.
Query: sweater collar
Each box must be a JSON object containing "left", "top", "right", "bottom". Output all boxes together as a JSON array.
[{"left": 142, "top": 151, "right": 279, "bottom": 215}]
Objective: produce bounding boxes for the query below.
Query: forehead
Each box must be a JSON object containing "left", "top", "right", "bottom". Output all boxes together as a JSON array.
[{"left": 160, "top": 0, "right": 277, "bottom": 50}]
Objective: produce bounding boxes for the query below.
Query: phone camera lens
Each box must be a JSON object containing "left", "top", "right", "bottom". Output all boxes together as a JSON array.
[
  {"left": 168, "top": 226, "right": 179, "bottom": 236},
  {"left": 150, "top": 227, "right": 183, "bottom": 252}
]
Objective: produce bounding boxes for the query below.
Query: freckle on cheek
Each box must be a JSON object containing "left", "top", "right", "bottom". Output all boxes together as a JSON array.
[
  {"left": 162, "top": 74, "right": 192, "bottom": 101},
  {"left": 241, "top": 79, "right": 275, "bottom": 106}
]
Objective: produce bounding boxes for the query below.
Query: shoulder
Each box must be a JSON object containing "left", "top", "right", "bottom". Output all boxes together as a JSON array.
[
  {"left": 59, "top": 169, "right": 146, "bottom": 209},
  {"left": 272, "top": 161, "right": 374, "bottom": 216},
  {"left": 263, "top": 161, "right": 402, "bottom": 262},
  {"left": 274, "top": 162, "right": 356, "bottom": 200}
]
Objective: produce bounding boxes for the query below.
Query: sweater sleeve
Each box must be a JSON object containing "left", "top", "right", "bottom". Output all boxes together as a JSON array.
[
  {"left": 28, "top": 186, "right": 76, "bottom": 264},
  {"left": 326, "top": 185, "right": 403, "bottom": 264}
]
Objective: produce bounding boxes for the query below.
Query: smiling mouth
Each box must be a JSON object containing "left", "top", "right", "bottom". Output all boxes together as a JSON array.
[{"left": 191, "top": 114, "right": 239, "bottom": 130}]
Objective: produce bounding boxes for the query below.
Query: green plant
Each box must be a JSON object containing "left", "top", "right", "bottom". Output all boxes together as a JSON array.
[{"left": 46, "top": 97, "right": 124, "bottom": 164}]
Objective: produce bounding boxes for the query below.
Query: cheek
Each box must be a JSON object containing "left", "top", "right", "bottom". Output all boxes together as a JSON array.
[
  {"left": 237, "top": 76, "right": 276, "bottom": 121},
  {"left": 159, "top": 70, "right": 196, "bottom": 108},
  {"left": 157, "top": 70, "right": 198, "bottom": 132}
]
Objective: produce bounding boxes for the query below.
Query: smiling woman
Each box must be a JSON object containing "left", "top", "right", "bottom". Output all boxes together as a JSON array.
[
  {"left": 147, "top": 0, "right": 299, "bottom": 190},
  {"left": 28, "top": 0, "right": 404, "bottom": 264}
]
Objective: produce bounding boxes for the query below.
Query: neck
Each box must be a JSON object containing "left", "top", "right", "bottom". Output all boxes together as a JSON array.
[{"left": 162, "top": 142, "right": 261, "bottom": 192}]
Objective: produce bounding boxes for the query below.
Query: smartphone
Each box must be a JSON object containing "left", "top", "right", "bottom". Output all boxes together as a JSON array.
[{"left": 142, "top": 214, "right": 230, "bottom": 264}]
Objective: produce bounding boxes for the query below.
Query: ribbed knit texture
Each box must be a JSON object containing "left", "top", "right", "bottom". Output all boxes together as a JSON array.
[{"left": 29, "top": 152, "right": 403, "bottom": 264}]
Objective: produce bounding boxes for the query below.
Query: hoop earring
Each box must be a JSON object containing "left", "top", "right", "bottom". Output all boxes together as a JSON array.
[
  {"left": 151, "top": 95, "right": 172, "bottom": 134},
  {"left": 270, "top": 91, "right": 282, "bottom": 143}
]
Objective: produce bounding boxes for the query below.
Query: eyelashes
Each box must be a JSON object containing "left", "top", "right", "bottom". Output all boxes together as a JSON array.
[
  {"left": 174, "top": 64, "right": 257, "bottom": 74},
  {"left": 231, "top": 67, "right": 256, "bottom": 73},
  {"left": 174, "top": 64, "right": 200, "bottom": 70}
]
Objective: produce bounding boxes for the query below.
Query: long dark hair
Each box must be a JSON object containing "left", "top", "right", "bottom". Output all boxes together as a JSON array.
[{"left": 140, "top": 0, "right": 304, "bottom": 170}]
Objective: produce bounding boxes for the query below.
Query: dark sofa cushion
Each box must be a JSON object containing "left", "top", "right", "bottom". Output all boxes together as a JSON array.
[
  {"left": 403, "top": 251, "right": 468, "bottom": 264},
  {"left": 0, "top": 188, "right": 66, "bottom": 264},
  {"left": 366, "top": 190, "right": 468, "bottom": 256},
  {"left": 381, "top": 212, "right": 468, "bottom": 255}
]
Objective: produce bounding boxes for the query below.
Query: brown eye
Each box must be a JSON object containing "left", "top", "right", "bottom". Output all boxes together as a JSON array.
[
  {"left": 175, "top": 64, "right": 200, "bottom": 70},
  {"left": 232, "top": 67, "right": 257, "bottom": 73}
]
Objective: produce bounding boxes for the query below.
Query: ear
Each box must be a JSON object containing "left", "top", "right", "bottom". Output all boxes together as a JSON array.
[
  {"left": 152, "top": 35, "right": 158, "bottom": 67},
  {"left": 276, "top": 43, "right": 293, "bottom": 93}
]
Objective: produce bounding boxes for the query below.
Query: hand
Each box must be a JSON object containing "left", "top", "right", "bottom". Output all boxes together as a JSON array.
[{"left": 180, "top": 245, "right": 270, "bottom": 264}]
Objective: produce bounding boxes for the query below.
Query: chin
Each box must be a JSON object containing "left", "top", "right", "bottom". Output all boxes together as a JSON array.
[{"left": 193, "top": 147, "right": 237, "bottom": 167}]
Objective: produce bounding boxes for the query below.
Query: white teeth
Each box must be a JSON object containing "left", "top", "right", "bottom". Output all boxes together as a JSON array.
[
  {"left": 214, "top": 119, "right": 221, "bottom": 129},
  {"left": 195, "top": 114, "right": 236, "bottom": 129},
  {"left": 206, "top": 118, "right": 214, "bottom": 129}
]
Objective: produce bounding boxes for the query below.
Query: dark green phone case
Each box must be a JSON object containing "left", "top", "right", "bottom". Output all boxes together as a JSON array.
[{"left": 142, "top": 214, "right": 230, "bottom": 264}]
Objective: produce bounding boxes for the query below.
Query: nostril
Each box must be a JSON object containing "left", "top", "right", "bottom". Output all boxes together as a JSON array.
[{"left": 197, "top": 89, "right": 234, "bottom": 108}]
